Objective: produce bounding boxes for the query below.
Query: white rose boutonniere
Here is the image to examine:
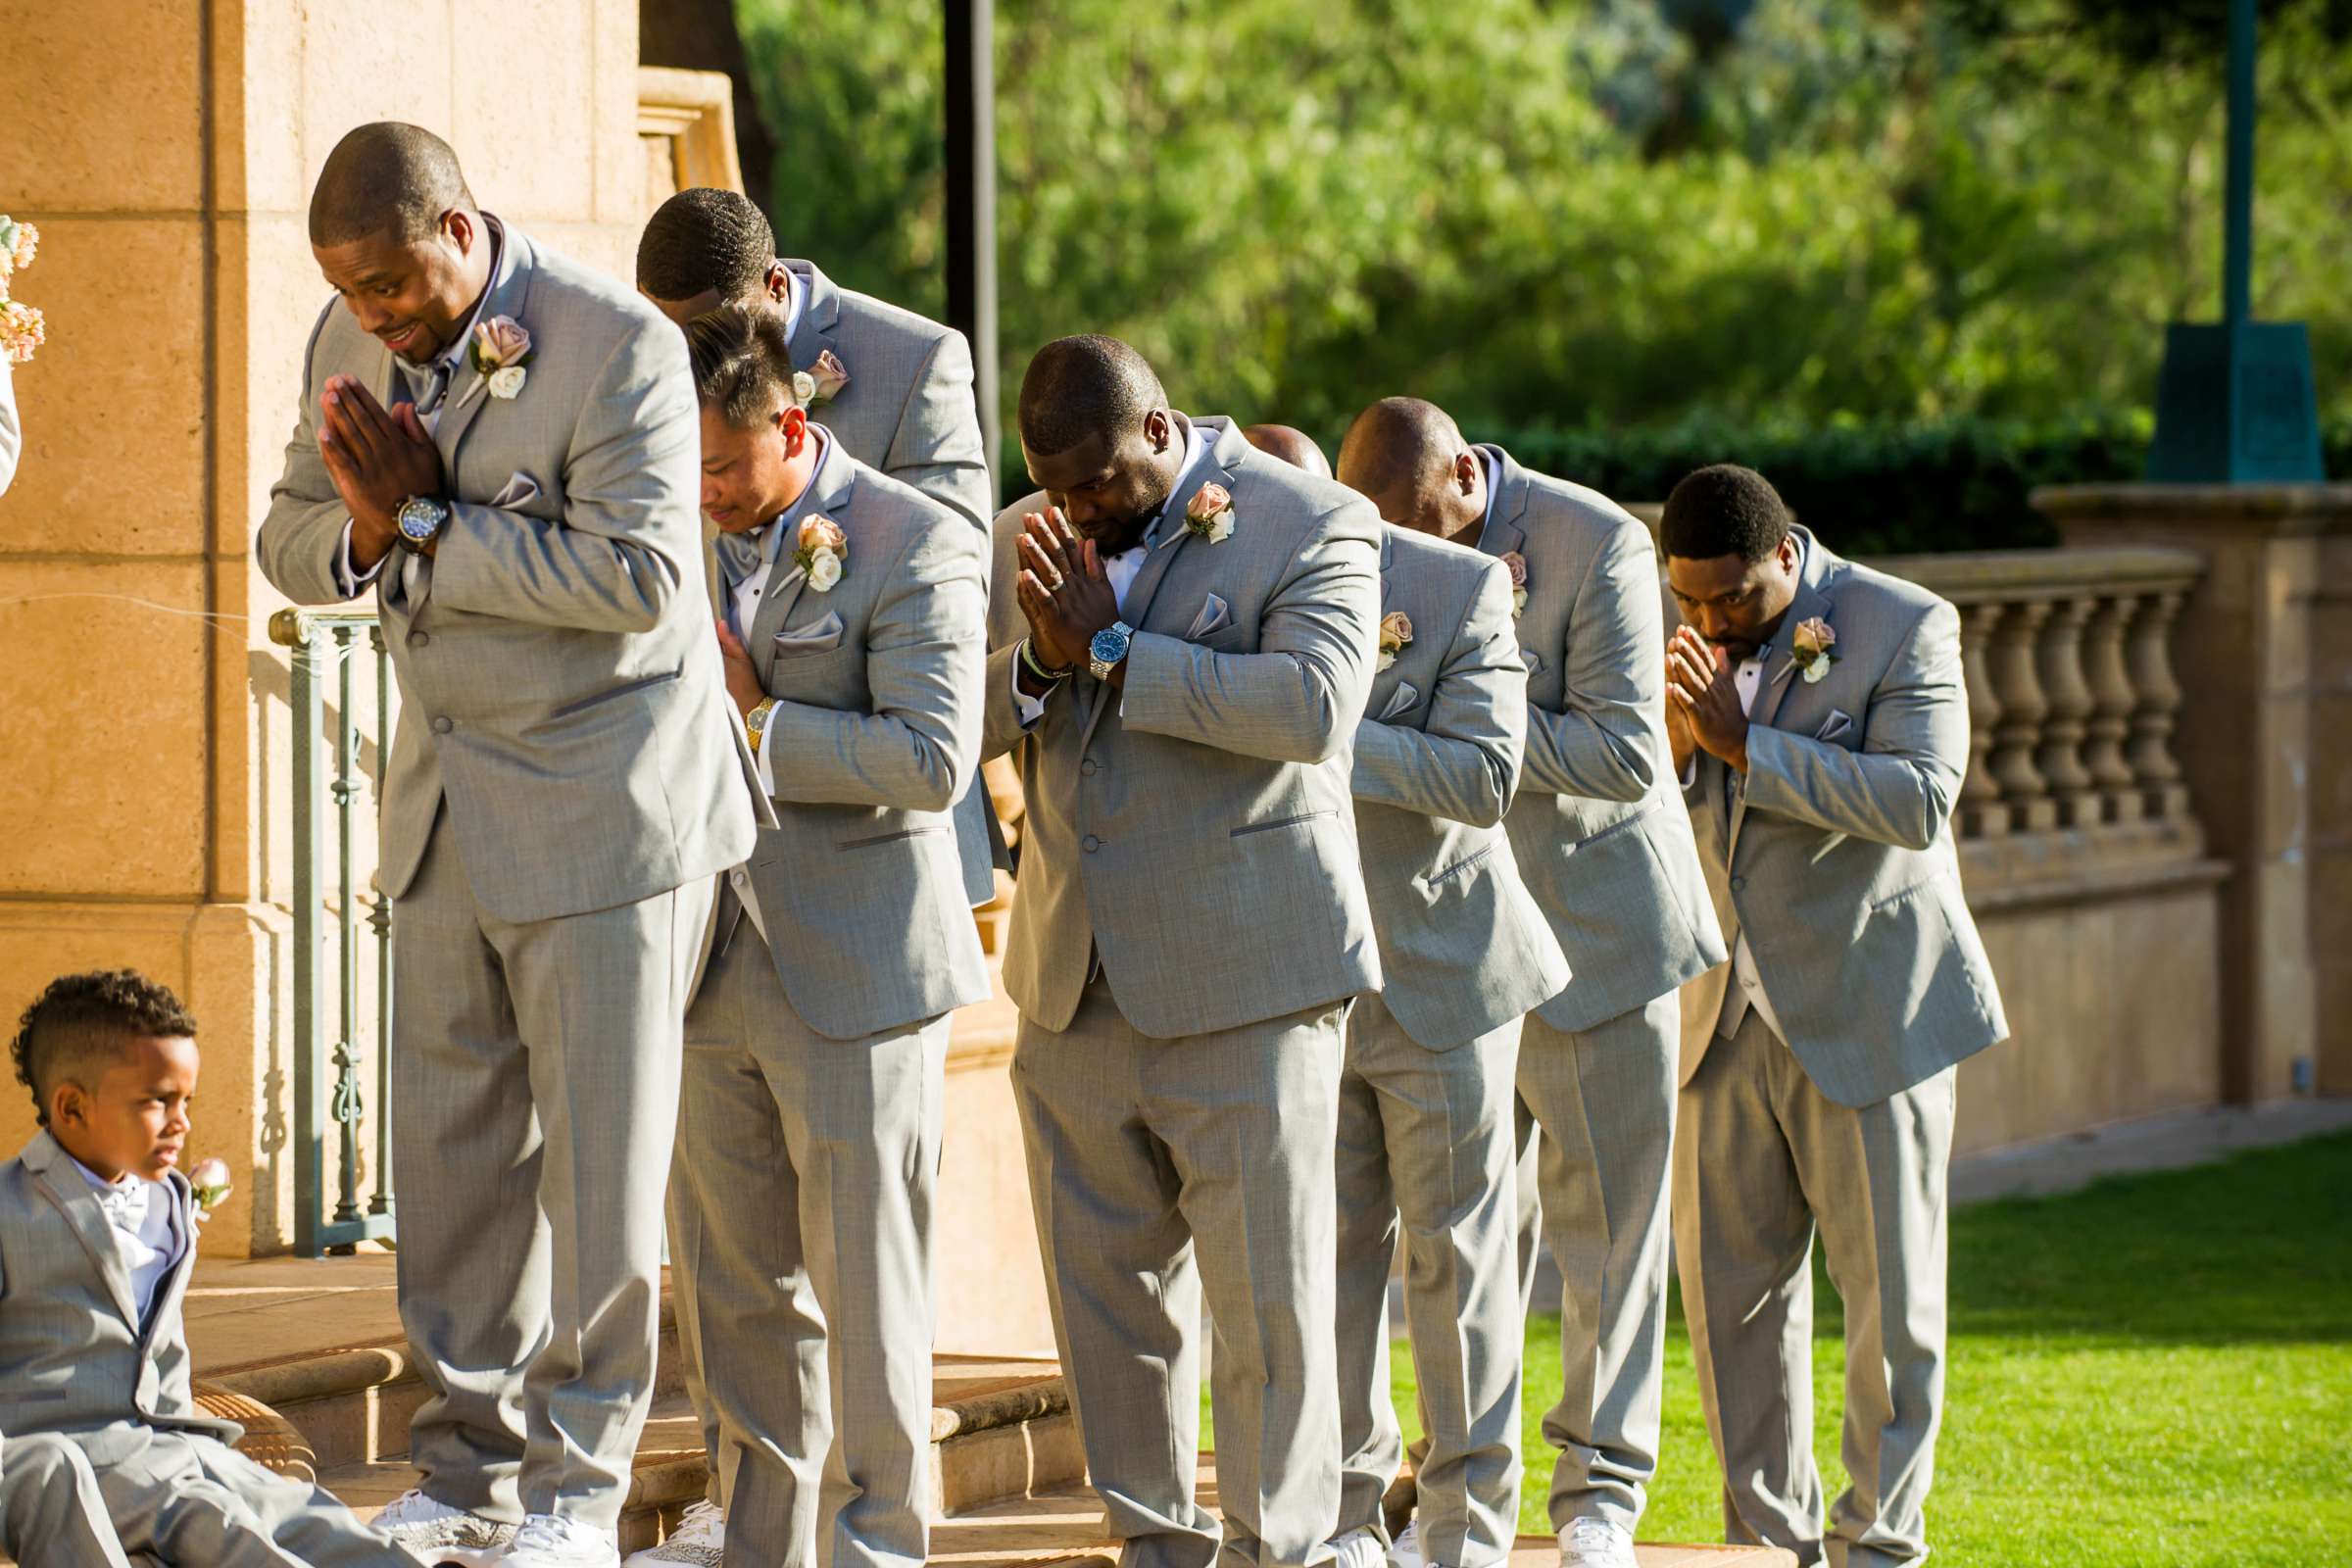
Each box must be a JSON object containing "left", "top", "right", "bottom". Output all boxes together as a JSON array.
[
  {"left": 1184, "top": 482, "right": 1235, "bottom": 543},
  {"left": 1791, "top": 616, "right": 1838, "bottom": 683},
  {"left": 466, "top": 316, "right": 533, "bottom": 404},
  {"left": 791, "top": 350, "right": 851, "bottom": 409},
  {"left": 1377, "top": 611, "right": 1414, "bottom": 672},
  {"left": 796, "top": 514, "right": 848, "bottom": 591},
  {"left": 1500, "top": 551, "right": 1530, "bottom": 616},
  {"left": 189, "top": 1157, "right": 232, "bottom": 1220}
]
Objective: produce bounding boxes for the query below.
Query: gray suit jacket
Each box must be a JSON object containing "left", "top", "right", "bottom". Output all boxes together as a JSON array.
[
  {"left": 728, "top": 444, "right": 993, "bottom": 1039},
  {"left": 1677, "top": 527, "right": 2008, "bottom": 1107},
  {"left": 1351, "top": 526, "right": 1570, "bottom": 1051},
  {"left": 787, "top": 258, "right": 1002, "bottom": 904},
  {"left": 257, "top": 218, "right": 760, "bottom": 924},
  {"left": 0, "top": 1134, "right": 241, "bottom": 1466},
  {"left": 1476, "top": 446, "right": 1726, "bottom": 1033},
  {"left": 982, "top": 416, "right": 1385, "bottom": 1038}
]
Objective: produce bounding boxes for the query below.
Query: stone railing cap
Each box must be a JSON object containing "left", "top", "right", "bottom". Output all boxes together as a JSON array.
[
  {"left": 2033, "top": 482, "right": 2352, "bottom": 530},
  {"left": 1867, "top": 545, "right": 2204, "bottom": 599}
]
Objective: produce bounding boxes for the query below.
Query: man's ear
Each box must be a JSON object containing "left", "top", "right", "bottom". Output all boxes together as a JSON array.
[
  {"left": 1454, "top": 451, "right": 1480, "bottom": 496},
  {"left": 779, "top": 404, "right": 809, "bottom": 451},
  {"left": 49, "top": 1081, "right": 86, "bottom": 1133},
  {"left": 1779, "top": 533, "right": 1801, "bottom": 575},
  {"left": 1144, "top": 409, "right": 1173, "bottom": 454},
  {"left": 439, "top": 207, "right": 475, "bottom": 255},
  {"left": 765, "top": 261, "right": 792, "bottom": 305}
]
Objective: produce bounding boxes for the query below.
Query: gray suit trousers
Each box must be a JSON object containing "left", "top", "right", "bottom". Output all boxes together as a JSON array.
[
  {"left": 1512, "top": 991, "right": 1679, "bottom": 1535},
  {"left": 1672, "top": 1012, "right": 1952, "bottom": 1568},
  {"left": 668, "top": 921, "right": 949, "bottom": 1568},
  {"left": 1334, "top": 996, "right": 1522, "bottom": 1568},
  {"left": 0, "top": 1433, "right": 133, "bottom": 1568},
  {"left": 1012, "top": 976, "right": 1348, "bottom": 1568},
  {"left": 393, "top": 813, "right": 715, "bottom": 1530},
  {"left": 11, "top": 1430, "right": 404, "bottom": 1567}
]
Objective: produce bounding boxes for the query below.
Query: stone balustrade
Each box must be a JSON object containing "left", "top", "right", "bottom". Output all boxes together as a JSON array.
[{"left": 1871, "top": 547, "right": 2205, "bottom": 842}]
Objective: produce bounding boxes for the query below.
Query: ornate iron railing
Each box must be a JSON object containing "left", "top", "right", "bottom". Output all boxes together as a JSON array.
[{"left": 268, "top": 607, "right": 398, "bottom": 1256}]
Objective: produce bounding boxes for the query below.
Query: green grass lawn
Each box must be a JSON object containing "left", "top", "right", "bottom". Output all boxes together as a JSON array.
[{"left": 1208, "top": 1131, "right": 2352, "bottom": 1565}]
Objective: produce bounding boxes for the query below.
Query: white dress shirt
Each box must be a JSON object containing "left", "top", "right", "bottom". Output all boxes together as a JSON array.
[
  {"left": 1012, "top": 421, "right": 1209, "bottom": 728},
  {"left": 70, "top": 1153, "right": 182, "bottom": 1328},
  {"left": 331, "top": 227, "right": 507, "bottom": 599},
  {"left": 719, "top": 427, "right": 836, "bottom": 944}
]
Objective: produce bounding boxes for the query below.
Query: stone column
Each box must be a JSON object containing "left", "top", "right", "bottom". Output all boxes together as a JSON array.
[{"left": 2036, "top": 484, "right": 2352, "bottom": 1103}]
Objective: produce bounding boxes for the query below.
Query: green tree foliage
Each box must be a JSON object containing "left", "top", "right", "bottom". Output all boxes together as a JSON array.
[{"left": 734, "top": 0, "right": 2352, "bottom": 453}]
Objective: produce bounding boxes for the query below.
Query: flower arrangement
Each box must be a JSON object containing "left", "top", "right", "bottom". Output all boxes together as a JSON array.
[{"left": 0, "top": 216, "right": 45, "bottom": 364}]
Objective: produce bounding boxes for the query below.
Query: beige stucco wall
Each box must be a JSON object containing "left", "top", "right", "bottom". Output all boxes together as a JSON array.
[{"left": 0, "top": 0, "right": 644, "bottom": 1255}]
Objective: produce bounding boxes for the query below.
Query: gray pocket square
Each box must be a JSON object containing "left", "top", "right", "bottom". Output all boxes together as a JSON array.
[
  {"left": 488, "top": 470, "right": 542, "bottom": 509},
  {"left": 1187, "top": 593, "right": 1231, "bottom": 639},
  {"left": 1816, "top": 709, "right": 1855, "bottom": 743},
  {"left": 773, "top": 611, "right": 845, "bottom": 654},
  {"left": 1378, "top": 682, "right": 1422, "bottom": 722},
  {"left": 1520, "top": 647, "right": 1546, "bottom": 677}
]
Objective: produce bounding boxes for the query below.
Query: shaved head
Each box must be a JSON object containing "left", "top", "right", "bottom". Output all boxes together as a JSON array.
[
  {"left": 309, "top": 122, "right": 474, "bottom": 248},
  {"left": 1016, "top": 335, "right": 1183, "bottom": 555},
  {"left": 1018, "top": 334, "right": 1167, "bottom": 458},
  {"left": 1242, "top": 424, "right": 1332, "bottom": 479},
  {"left": 1337, "top": 397, "right": 1487, "bottom": 544}
]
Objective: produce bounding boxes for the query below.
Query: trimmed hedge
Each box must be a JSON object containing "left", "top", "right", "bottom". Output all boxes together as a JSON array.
[{"left": 998, "top": 410, "right": 2352, "bottom": 558}]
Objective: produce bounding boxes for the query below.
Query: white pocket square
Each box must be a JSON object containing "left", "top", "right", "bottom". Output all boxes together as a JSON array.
[
  {"left": 773, "top": 612, "right": 845, "bottom": 654},
  {"left": 488, "top": 470, "right": 542, "bottom": 509},
  {"left": 1816, "top": 710, "right": 1854, "bottom": 743},
  {"left": 1378, "top": 682, "right": 1422, "bottom": 722},
  {"left": 1187, "top": 593, "right": 1231, "bottom": 639}
]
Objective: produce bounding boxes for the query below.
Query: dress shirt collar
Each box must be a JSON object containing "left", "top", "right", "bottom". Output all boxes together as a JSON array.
[{"left": 1142, "top": 420, "right": 1211, "bottom": 551}]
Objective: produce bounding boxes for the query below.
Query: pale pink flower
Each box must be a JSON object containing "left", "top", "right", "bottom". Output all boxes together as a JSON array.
[
  {"left": 808, "top": 349, "right": 850, "bottom": 402},
  {"left": 11, "top": 220, "right": 38, "bottom": 273},
  {"left": 796, "top": 514, "right": 849, "bottom": 590},
  {"left": 470, "top": 315, "right": 532, "bottom": 370},
  {"left": 2, "top": 301, "right": 45, "bottom": 365},
  {"left": 1500, "top": 550, "right": 1528, "bottom": 588}
]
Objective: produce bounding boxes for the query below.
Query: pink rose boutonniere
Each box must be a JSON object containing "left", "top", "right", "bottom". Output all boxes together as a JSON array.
[
  {"left": 793, "top": 349, "right": 850, "bottom": 407},
  {"left": 464, "top": 316, "right": 534, "bottom": 405},
  {"left": 1377, "top": 610, "right": 1415, "bottom": 672},
  {"left": 189, "top": 1157, "right": 232, "bottom": 1220},
  {"left": 1500, "top": 551, "right": 1530, "bottom": 615},
  {"left": 1184, "top": 482, "right": 1236, "bottom": 543},
  {"left": 796, "top": 514, "right": 849, "bottom": 592},
  {"left": 1791, "top": 615, "right": 1838, "bottom": 683}
]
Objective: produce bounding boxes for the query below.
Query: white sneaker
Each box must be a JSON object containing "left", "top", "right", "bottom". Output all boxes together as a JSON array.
[
  {"left": 1559, "top": 1516, "right": 1638, "bottom": 1568},
  {"left": 499, "top": 1513, "right": 621, "bottom": 1568},
  {"left": 620, "top": 1501, "right": 726, "bottom": 1566},
  {"left": 371, "top": 1490, "right": 516, "bottom": 1568},
  {"left": 1387, "top": 1521, "right": 1427, "bottom": 1568},
  {"left": 1333, "top": 1526, "right": 1389, "bottom": 1568}
]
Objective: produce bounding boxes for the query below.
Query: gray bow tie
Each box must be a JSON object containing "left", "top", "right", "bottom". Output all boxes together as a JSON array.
[
  {"left": 396, "top": 358, "right": 455, "bottom": 418},
  {"left": 714, "top": 522, "right": 780, "bottom": 593},
  {"left": 94, "top": 1179, "right": 150, "bottom": 1234}
]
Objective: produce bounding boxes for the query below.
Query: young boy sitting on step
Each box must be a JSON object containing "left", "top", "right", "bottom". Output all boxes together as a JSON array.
[{"left": 0, "top": 969, "right": 416, "bottom": 1567}]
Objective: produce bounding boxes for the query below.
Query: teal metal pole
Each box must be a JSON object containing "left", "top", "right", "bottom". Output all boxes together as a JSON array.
[{"left": 2224, "top": 0, "right": 2255, "bottom": 323}]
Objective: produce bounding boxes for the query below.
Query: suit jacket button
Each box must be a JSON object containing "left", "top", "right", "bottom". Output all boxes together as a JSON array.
[
  {"left": 1080, "top": 758, "right": 1098, "bottom": 776},
  {"left": 410, "top": 631, "right": 430, "bottom": 648},
  {"left": 430, "top": 716, "right": 453, "bottom": 734},
  {"left": 1082, "top": 835, "right": 1101, "bottom": 853},
  {"left": 1730, "top": 876, "right": 1745, "bottom": 892}
]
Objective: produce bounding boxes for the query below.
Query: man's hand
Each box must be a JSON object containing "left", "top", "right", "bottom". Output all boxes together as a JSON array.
[
  {"left": 714, "top": 619, "right": 765, "bottom": 719},
  {"left": 1666, "top": 624, "right": 1749, "bottom": 773},
  {"left": 1664, "top": 660, "right": 1698, "bottom": 780},
  {"left": 1013, "top": 508, "right": 1120, "bottom": 677},
  {"left": 318, "top": 373, "right": 445, "bottom": 570}
]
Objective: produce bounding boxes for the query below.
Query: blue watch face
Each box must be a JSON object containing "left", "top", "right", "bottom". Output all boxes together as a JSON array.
[
  {"left": 1091, "top": 625, "right": 1130, "bottom": 664},
  {"left": 398, "top": 500, "right": 444, "bottom": 541}
]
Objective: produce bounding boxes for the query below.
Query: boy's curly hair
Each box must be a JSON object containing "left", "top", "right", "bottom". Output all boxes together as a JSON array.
[{"left": 10, "top": 970, "right": 198, "bottom": 1127}]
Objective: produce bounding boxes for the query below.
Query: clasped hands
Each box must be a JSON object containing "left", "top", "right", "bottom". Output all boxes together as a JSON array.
[
  {"left": 1013, "top": 507, "right": 1123, "bottom": 688},
  {"left": 317, "top": 373, "right": 445, "bottom": 570},
  {"left": 1665, "top": 623, "right": 1750, "bottom": 775}
]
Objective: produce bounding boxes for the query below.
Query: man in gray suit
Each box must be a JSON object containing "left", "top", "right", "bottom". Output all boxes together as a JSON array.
[
  {"left": 985, "top": 336, "right": 1382, "bottom": 1568},
  {"left": 1338, "top": 402, "right": 1724, "bottom": 1568},
  {"left": 637, "top": 187, "right": 1004, "bottom": 908},
  {"left": 256, "top": 125, "right": 758, "bottom": 1568},
  {"left": 1320, "top": 514, "right": 1570, "bottom": 1568},
  {"left": 623, "top": 306, "right": 992, "bottom": 1568},
  {"left": 1661, "top": 465, "right": 2006, "bottom": 1568}
]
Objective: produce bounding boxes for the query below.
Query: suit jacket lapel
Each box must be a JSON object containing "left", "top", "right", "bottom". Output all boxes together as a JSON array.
[
  {"left": 1730, "top": 528, "right": 1836, "bottom": 853},
  {"left": 24, "top": 1134, "right": 141, "bottom": 1329},
  {"left": 138, "top": 1172, "right": 200, "bottom": 1351},
  {"left": 432, "top": 216, "right": 534, "bottom": 472},
  {"left": 1472, "top": 445, "right": 1530, "bottom": 564},
  {"left": 1076, "top": 415, "right": 1236, "bottom": 746},
  {"left": 786, "top": 259, "right": 844, "bottom": 384},
  {"left": 748, "top": 440, "right": 856, "bottom": 684}
]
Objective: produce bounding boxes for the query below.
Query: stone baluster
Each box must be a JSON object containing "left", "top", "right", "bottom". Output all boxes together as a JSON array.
[
  {"left": 2080, "top": 594, "right": 2142, "bottom": 824},
  {"left": 2034, "top": 595, "right": 2099, "bottom": 827},
  {"left": 1957, "top": 601, "right": 2008, "bottom": 838},
  {"left": 2126, "top": 588, "right": 2191, "bottom": 820},
  {"left": 1985, "top": 599, "right": 2057, "bottom": 832}
]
